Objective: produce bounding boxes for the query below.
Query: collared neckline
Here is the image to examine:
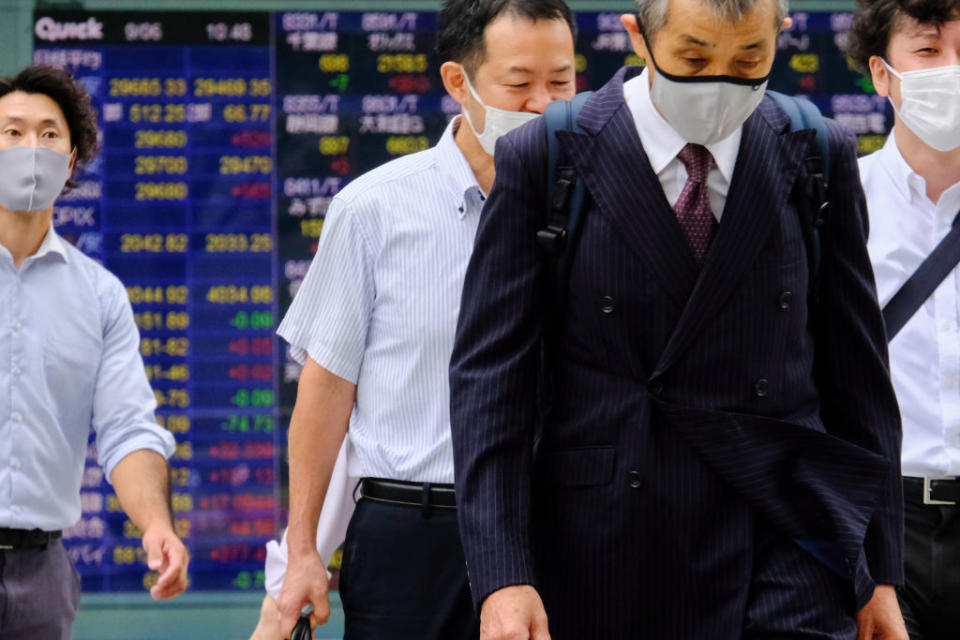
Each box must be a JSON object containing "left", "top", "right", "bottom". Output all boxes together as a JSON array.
[
  {"left": 878, "top": 129, "right": 960, "bottom": 217},
  {"left": 624, "top": 67, "right": 741, "bottom": 184},
  {"left": 878, "top": 129, "right": 925, "bottom": 206},
  {"left": 0, "top": 224, "right": 69, "bottom": 268},
  {"left": 436, "top": 115, "right": 484, "bottom": 219},
  {"left": 31, "top": 225, "right": 70, "bottom": 264}
]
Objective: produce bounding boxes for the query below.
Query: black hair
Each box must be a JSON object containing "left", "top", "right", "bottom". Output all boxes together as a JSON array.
[
  {"left": 0, "top": 65, "right": 98, "bottom": 190},
  {"left": 848, "top": 0, "right": 960, "bottom": 74},
  {"left": 436, "top": 0, "right": 577, "bottom": 77}
]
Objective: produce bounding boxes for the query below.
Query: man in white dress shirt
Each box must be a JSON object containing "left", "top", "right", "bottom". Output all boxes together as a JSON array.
[
  {"left": 0, "top": 65, "right": 189, "bottom": 639},
  {"left": 273, "top": 1, "right": 577, "bottom": 638},
  {"left": 849, "top": 1, "right": 960, "bottom": 638}
]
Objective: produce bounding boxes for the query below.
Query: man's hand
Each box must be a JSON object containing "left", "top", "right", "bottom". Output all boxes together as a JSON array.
[
  {"left": 142, "top": 523, "right": 189, "bottom": 599},
  {"left": 480, "top": 585, "right": 550, "bottom": 640},
  {"left": 856, "top": 585, "right": 908, "bottom": 640},
  {"left": 276, "top": 550, "right": 330, "bottom": 637}
]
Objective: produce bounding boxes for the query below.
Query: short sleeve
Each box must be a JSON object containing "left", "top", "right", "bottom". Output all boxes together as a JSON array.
[{"left": 277, "top": 197, "right": 375, "bottom": 383}]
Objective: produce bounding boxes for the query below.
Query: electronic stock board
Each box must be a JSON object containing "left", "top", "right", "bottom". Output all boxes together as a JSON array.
[{"left": 31, "top": 8, "right": 892, "bottom": 593}]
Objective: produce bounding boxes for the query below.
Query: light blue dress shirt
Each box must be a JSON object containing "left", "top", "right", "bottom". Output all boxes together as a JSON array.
[
  {"left": 0, "top": 226, "right": 175, "bottom": 531},
  {"left": 278, "top": 119, "right": 482, "bottom": 483}
]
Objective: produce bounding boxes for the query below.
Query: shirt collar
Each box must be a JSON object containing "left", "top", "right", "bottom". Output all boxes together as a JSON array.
[
  {"left": 436, "top": 116, "right": 483, "bottom": 219},
  {"left": 0, "top": 224, "right": 69, "bottom": 266},
  {"left": 624, "top": 67, "right": 741, "bottom": 184},
  {"left": 877, "top": 129, "right": 930, "bottom": 206},
  {"left": 33, "top": 225, "right": 70, "bottom": 263}
]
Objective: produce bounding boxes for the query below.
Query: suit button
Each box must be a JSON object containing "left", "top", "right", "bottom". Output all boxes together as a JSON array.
[
  {"left": 628, "top": 470, "right": 643, "bottom": 488},
  {"left": 600, "top": 296, "right": 615, "bottom": 314},
  {"left": 754, "top": 378, "right": 769, "bottom": 397},
  {"left": 648, "top": 380, "right": 663, "bottom": 396},
  {"left": 778, "top": 291, "right": 793, "bottom": 310}
]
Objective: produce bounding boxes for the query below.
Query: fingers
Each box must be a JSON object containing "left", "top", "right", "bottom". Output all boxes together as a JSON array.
[
  {"left": 530, "top": 610, "right": 551, "bottom": 640},
  {"left": 310, "top": 592, "right": 331, "bottom": 626},
  {"left": 149, "top": 537, "right": 189, "bottom": 599},
  {"left": 145, "top": 536, "right": 164, "bottom": 572}
]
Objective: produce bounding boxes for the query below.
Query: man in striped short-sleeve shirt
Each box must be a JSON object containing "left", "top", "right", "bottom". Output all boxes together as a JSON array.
[{"left": 274, "top": 1, "right": 576, "bottom": 638}]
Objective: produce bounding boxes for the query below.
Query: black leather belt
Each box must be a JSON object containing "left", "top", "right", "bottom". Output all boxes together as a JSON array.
[
  {"left": 904, "top": 476, "right": 960, "bottom": 506},
  {"left": 360, "top": 478, "right": 457, "bottom": 509},
  {"left": 0, "top": 528, "right": 62, "bottom": 550}
]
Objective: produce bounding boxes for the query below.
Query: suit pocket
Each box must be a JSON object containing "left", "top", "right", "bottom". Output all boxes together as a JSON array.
[{"left": 538, "top": 445, "right": 616, "bottom": 488}]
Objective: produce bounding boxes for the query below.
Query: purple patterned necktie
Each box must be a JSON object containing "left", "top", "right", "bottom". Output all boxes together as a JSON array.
[{"left": 673, "top": 143, "right": 717, "bottom": 265}]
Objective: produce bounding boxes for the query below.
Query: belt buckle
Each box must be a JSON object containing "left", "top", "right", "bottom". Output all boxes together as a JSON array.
[{"left": 923, "top": 476, "right": 957, "bottom": 505}]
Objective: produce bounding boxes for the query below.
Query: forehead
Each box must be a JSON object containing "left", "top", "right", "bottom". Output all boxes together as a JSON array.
[
  {"left": 0, "top": 91, "right": 68, "bottom": 126},
  {"left": 892, "top": 11, "right": 960, "bottom": 39},
  {"left": 480, "top": 14, "right": 575, "bottom": 66},
  {"left": 662, "top": 0, "right": 778, "bottom": 42}
]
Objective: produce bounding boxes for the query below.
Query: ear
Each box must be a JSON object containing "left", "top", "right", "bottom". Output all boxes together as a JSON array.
[
  {"left": 440, "top": 61, "right": 469, "bottom": 108},
  {"left": 780, "top": 16, "right": 793, "bottom": 31},
  {"left": 868, "top": 55, "right": 892, "bottom": 98},
  {"left": 620, "top": 13, "right": 649, "bottom": 63}
]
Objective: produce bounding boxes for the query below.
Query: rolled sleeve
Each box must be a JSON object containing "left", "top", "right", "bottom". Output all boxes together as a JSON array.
[
  {"left": 277, "top": 197, "right": 375, "bottom": 383},
  {"left": 92, "top": 276, "right": 175, "bottom": 483}
]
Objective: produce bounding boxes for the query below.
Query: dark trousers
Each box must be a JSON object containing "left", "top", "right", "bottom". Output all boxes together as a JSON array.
[
  {"left": 899, "top": 489, "right": 960, "bottom": 640},
  {"left": 339, "top": 497, "right": 479, "bottom": 640},
  {"left": 0, "top": 540, "right": 80, "bottom": 640}
]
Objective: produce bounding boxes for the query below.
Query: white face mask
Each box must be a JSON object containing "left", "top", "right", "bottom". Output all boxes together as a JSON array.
[
  {"left": 0, "top": 146, "right": 74, "bottom": 212},
  {"left": 460, "top": 66, "right": 539, "bottom": 156},
  {"left": 883, "top": 59, "right": 960, "bottom": 153},
  {"left": 644, "top": 34, "right": 767, "bottom": 145}
]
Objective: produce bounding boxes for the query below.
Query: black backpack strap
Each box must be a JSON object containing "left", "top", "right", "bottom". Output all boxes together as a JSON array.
[
  {"left": 538, "top": 91, "right": 592, "bottom": 329},
  {"left": 535, "top": 92, "right": 592, "bottom": 444},
  {"left": 767, "top": 90, "right": 831, "bottom": 304},
  {"left": 882, "top": 210, "right": 960, "bottom": 341}
]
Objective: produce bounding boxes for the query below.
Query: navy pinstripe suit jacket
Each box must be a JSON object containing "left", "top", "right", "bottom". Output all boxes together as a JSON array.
[{"left": 449, "top": 67, "right": 903, "bottom": 637}]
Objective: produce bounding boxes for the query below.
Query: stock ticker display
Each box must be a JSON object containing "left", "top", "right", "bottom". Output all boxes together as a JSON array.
[{"left": 33, "top": 9, "right": 891, "bottom": 593}]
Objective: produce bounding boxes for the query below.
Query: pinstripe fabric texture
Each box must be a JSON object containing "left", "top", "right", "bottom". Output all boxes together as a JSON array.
[
  {"left": 449, "top": 66, "right": 903, "bottom": 638},
  {"left": 279, "top": 120, "right": 481, "bottom": 483}
]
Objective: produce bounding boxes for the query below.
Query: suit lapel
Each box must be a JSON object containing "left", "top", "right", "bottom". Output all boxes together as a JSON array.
[
  {"left": 557, "top": 67, "right": 700, "bottom": 309},
  {"left": 653, "top": 100, "right": 814, "bottom": 376}
]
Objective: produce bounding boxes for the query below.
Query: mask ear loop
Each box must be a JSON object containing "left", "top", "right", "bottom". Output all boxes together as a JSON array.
[
  {"left": 459, "top": 65, "right": 488, "bottom": 137},
  {"left": 636, "top": 18, "right": 661, "bottom": 74},
  {"left": 879, "top": 59, "right": 906, "bottom": 120}
]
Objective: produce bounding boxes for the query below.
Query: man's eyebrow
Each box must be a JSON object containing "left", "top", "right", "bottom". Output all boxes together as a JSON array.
[
  {"left": 505, "top": 65, "right": 534, "bottom": 74},
  {"left": 906, "top": 25, "right": 940, "bottom": 38},
  {"left": 680, "top": 34, "right": 714, "bottom": 47},
  {"left": 0, "top": 116, "right": 62, "bottom": 128},
  {"left": 741, "top": 39, "right": 765, "bottom": 50}
]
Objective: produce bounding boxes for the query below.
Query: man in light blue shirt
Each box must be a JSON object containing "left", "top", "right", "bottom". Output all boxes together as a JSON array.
[
  {"left": 0, "top": 65, "right": 189, "bottom": 639},
  {"left": 273, "top": 1, "right": 577, "bottom": 638}
]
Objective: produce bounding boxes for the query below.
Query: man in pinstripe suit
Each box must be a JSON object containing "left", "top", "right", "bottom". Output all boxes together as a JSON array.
[
  {"left": 274, "top": 2, "right": 577, "bottom": 638},
  {"left": 449, "top": 0, "right": 907, "bottom": 638}
]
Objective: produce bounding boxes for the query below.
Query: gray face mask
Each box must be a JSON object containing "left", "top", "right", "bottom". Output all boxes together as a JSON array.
[{"left": 0, "top": 146, "right": 74, "bottom": 212}]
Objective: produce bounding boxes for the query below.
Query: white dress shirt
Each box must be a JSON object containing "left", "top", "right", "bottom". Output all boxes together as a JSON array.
[
  {"left": 623, "top": 68, "right": 742, "bottom": 219},
  {"left": 862, "top": 131, "right": 960, "bottom": 477},
  {"left": 0, "top": 226, "right": 175, "bottom": 531},
  {"left": 277, "top": 119, "right": 482, "bottom": 483}
]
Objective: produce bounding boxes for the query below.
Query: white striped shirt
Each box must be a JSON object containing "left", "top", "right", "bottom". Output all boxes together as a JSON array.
[{"left": 277, "top": 118, "right": 482, "bottom": 483}]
